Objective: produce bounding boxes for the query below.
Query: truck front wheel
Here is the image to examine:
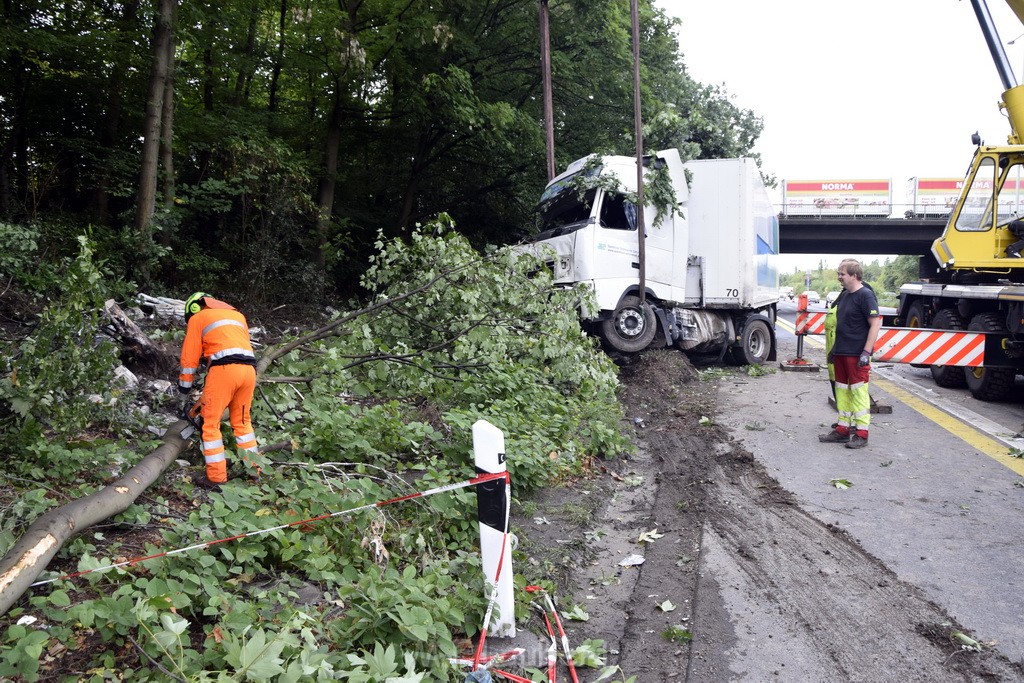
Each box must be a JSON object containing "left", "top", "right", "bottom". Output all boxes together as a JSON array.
[
  {"left": 598, "top": 295, "right": 658, "bottom": 353},
  {"left": 731, "top": 317, "right": 772, "bottom": 365},
  {"left": 929, "top": 308, "right": 968, "bottom": 388},
  {"left": 965, "top": 312, "right": 1014, "bottom": 401}
]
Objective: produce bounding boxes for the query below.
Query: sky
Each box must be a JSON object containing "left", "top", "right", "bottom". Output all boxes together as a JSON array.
[{"left": 656, "top": 0, "right": 1024, "bottom": 272}]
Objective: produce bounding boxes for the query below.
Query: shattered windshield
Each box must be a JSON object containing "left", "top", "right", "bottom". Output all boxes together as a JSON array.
[{"left": 534, "top": 186, "right": 597, "bottom": 237}]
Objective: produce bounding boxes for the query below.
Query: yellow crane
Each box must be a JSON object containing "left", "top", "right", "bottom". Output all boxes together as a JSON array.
[
  {"left": 897, "top": 0, "right": 1024, "bottom": 401},
  {"left": 932, "top": 0, "right": 1024, "bottom": 269}
]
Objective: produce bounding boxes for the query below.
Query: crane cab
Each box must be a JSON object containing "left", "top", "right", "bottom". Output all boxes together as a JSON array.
[{"left": 931, "top": 145, "right": 1024, "bottom": 275}]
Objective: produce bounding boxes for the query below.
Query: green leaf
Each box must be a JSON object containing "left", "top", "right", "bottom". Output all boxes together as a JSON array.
[
  {"left": 570, "top": 639, "right": 607, "bottom": 668},
  {"left": 49, "top": 590, "right": 71, "bottom": 607},
  {"left": 562, "top": 605, "right": 590, "bottom": 621}
]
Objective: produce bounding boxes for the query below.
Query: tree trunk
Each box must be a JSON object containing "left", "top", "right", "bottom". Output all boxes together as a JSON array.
[
  {"left": 159, "top": 15, "right": 177, "bottom": 243},
  {"left": 92, "top": 0, "right": 142, "bottom": 226},
  {"left": 0, "top": 134, "right": 12, "bottom": 219},
  {"left": 313, "top": 94, "right": 342, "bottom": 268},
  {"left": 134, "top": 0, "right": 176, "bottom": 268},
  {"left": 233, "top": 13, "right": 258, "bottom": 106},
  {"left": 0, "top": 428, "right": 191, "bottom": 616},
  {"left": 268, "top": 0, "right": 288, "bottom": 112},
  {"left": 102, "top": 299, "right": 171, "bottom": 371}
]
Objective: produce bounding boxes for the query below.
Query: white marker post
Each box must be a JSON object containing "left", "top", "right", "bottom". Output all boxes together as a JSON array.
[{"left": 472, "top": 419, "right": 515, "bottom": 638}]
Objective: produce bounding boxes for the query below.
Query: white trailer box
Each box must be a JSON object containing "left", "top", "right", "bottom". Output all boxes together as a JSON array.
[
  {"left": 682, "top": 158, "right": 779, "bottom": 311},
  {"left": 782, "top": 178, "right": 892, "bottom": 217},
  {"left": 906, "top": 177, "right": 962, "bottom": 218}
]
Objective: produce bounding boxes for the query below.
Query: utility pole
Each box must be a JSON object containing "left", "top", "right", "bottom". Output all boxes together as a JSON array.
[
  {"left": 630, "top": 0, "right": 646, "bottom": 302},
  {"left": 539, "top": 0, "right": 555, "bottom": 181}
]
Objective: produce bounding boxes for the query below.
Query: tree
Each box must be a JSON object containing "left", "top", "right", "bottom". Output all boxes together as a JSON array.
[
  {"left": 0, "top": 0, "right": 767, "bottom": 298},
  {"left": 134, "top": 0, "right": 177, "bottom": 281}
]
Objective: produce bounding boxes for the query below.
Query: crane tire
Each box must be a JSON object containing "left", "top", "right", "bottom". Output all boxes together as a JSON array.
[
  {"left": 965, "top": 312, "right": 1014, "bottom": 401},
  {"left": 929, "top": 308, "right": 968, "bottom": 388},
  {"left": 904, "top": 301, "right": 928, "bottom": 368}
]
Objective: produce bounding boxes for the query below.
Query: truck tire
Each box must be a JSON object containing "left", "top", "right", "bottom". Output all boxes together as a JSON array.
[
  {"left": 928, "top": 308, "right": 968, "bottom": 388},
  {"left": 730, "top": 317, "right": 772, "bottom": 365},
  {"left": 904, "top": 301, "right": 928, "bottom": 368},
  {"left": 598, "top": 295, "right": 658, "bottom": 353},
  {"left": 965, "top": 312, "right": 1014, "bottom": 401},
  {"left": 904, "top": 301, "right": 926, "bottom": 328}
]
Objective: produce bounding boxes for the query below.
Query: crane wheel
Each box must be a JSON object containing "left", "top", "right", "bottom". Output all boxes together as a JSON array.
[
  {"left": 965, "top": 312, "right": 1014, "bottom": 401},
  {"left": 929, "top": 308, "right": 968, "bottom": 388}
]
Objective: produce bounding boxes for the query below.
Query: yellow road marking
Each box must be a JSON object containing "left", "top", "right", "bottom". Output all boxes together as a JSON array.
[
  {"left": 780, "top": 314, "right": 1023, "bottom": 474},
  {"left": 872, "top": 377, "right": 1024, "bottom": 476}
]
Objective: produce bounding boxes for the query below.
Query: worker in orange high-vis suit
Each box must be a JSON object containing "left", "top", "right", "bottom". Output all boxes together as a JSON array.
[{"left": 178, "top": 292, "right": 260, "bottom": 489}]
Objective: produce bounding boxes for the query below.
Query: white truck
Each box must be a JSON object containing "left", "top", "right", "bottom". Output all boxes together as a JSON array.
[{"left": 526, "top": 149, "right": 780, "bottom": 364}]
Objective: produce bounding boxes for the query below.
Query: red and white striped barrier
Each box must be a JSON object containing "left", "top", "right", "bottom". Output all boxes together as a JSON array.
[
  {"left": 794, "top": 311, "right": 826, "bottom": 336},
  {"left": 873, "top": 327, "right": 985, "bottom": 367}
]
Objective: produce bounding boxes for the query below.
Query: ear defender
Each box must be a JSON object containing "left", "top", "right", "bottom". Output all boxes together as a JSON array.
[{"left": 184, "top": 292, "right": 210, "bottom": 320}]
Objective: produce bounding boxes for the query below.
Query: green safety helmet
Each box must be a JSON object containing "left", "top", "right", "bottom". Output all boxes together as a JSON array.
[{"left": 184, "top": 292, "right": 210, "bottom": 321}]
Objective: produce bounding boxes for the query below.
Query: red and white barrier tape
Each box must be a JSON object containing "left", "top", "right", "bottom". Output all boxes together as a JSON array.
[
  {"left": 31, "top": 471, "right": 510, "bottom": 587},
  {"left": 526, "top": 585, "right": 580, "bottom": 683}
]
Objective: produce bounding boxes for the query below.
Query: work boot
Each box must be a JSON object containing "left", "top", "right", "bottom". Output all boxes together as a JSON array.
[
  {"left": 1007, "top": 249, "right": 1022, "bottom": 258},
  {"left": 845, "top": 435, "right": 868, "bottom": 449},
  {"left": 194, "top": 475, "right": 224, "bottom": 491},
  {"left": 818, "top": 429, "right": 850, "bottom": 443}
]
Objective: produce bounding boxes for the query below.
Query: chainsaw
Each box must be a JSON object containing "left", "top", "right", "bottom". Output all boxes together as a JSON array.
[{"left": 179, "top": 395, "right": 203, "bottom": 439}]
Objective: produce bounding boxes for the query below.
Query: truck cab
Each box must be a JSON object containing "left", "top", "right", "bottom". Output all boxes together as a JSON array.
[{"left": 527, "top": 149, "right": 779, "bottom": 364}]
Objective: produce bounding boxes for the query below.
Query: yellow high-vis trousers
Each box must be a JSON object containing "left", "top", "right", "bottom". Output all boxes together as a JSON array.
[{"left": 833, "top": 355, "right": 871, "bottom": 439}]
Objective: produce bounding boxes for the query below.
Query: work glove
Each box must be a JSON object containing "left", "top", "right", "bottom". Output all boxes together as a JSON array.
[{"left": 858, "top": 350, "right": 871, "bottom": 367}]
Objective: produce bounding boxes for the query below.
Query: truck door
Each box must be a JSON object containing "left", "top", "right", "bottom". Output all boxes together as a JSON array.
[{"left": 595, "top": 190, "right": 673, "bottom": 288}]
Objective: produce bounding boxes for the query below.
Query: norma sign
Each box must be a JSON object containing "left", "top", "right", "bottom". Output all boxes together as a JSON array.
[{"left": 782, "top": 179, "right": 891, "bottom": 217}]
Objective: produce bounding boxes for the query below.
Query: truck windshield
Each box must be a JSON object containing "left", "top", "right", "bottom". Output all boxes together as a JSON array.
[{"left": 535, "top": 186, "right": 597, "bottom": 237}]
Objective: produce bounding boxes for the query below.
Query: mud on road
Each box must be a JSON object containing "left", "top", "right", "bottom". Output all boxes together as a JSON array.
[{"left": 514, "top": 350, "right": 1024, "bottom": 682}]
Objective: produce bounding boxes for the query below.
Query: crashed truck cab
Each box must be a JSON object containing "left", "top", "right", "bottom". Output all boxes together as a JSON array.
[{"left": 526, "top": 149, "right": 780, "bottom": 364}]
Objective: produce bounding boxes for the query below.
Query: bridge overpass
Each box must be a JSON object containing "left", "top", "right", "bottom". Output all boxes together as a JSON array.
[{"left": 779, "top": 217, "right": 946, "bottom": 255}]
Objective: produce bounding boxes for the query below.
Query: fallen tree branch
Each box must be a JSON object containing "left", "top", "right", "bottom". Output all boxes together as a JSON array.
[
  {"left": 0, "top": 422, "right": 191, "bottom": 615},
  {"left": 0, "top": 254, "right": 490, "bottom": 615}
]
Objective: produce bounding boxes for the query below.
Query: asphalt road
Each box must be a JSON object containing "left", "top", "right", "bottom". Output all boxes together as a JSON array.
[{"left": 715, "top": 307, "right": 1024, "bottom": 669}]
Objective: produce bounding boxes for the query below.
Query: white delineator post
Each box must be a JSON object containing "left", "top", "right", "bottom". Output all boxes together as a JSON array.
[{"left": 473, "top": 419, "right": 515, "bottom": 638}]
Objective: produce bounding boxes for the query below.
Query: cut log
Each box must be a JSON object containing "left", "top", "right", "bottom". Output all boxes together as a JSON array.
[{"left": 0, "top": 423, "right": 190, "bottom": 615}]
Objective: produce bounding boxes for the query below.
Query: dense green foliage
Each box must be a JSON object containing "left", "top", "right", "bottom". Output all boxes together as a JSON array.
[
  {"left": 0, "top": 221, "right": 631, "bottom": 680},
  {"left": 0, "top": 2, "right": 769, "bottom": 677},
  {"left": 0, "top": 0, "right": 763, "bottom": 300}
]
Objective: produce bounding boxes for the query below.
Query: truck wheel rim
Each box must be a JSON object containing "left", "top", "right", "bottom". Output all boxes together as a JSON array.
[{"left": 617, "top": 310, "right": 644, "bottom": 337}]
